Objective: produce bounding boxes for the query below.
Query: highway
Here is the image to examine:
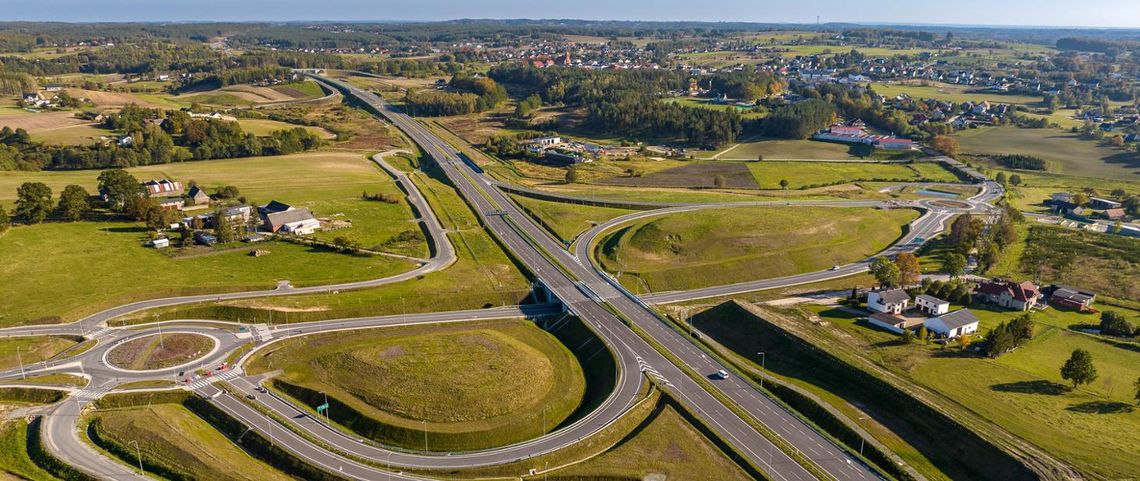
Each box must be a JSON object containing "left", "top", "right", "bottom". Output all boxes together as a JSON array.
[{"left": 315, "top": 74, "right": 881, "bottom": 481}]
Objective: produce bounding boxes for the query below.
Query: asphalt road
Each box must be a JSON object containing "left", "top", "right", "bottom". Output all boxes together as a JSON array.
[{"left": 314, "top": 74, "right": 880, "bottom": 481}]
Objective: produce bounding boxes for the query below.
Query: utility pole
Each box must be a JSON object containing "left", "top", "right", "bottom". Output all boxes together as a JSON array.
[
  {"left": 423, "top": 420, "right": 428, "bottom": 452},
  {"left": 757, "top": 352, "right": 766, "bottom": 389},
  {"left": 127, "top": 440, "right": 144, "bottom": 475},
  {"left": 157, "top": 316, "right": 165, "bottom": 351}
]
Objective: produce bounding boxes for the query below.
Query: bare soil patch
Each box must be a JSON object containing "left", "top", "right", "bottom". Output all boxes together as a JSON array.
[
  {"left": 107, "top": 333, "right": 215, "bottom": 371},
  {"left": 0, "top": 111, "right": 91, "bottom": 132}
]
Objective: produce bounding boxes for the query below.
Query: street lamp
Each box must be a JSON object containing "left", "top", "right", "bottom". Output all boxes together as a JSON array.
[
  {"left": 16, "top": 346, "right": 25, "bottom": 380},
  {"left": 757, "top": 352, "right": 766, "bottom": 389},
  {"left": 387, "top": 451, "right": 393, "bottom": 481},
  {"left": 127, "top": 440, "right": 144, "bottom": 475},
  {"left": 422, "top": 420, "right": 428, "bottom": 452}
]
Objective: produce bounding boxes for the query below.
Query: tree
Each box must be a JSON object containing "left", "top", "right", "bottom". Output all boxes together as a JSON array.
[
  {"left": 901, "top": 328, "right": 915, "bottom": 344},
  {"left": 1072, "top": 192, "right": 1089, "bottom": 207},
  {"left": 97, "top": 169, "right": 143, "bottom": 211},
  {"left": 1060, "top": 349, "right": 1098, "bottom": 389},
  {"left": 1099, "top": 311, "right": 1135, "bottom": 337},
  {"left": 779, "top": 179, "right": 789, "bottom": 190},
  {"left": 0, "top": 204, "right": 9, "bottom": 232},
  {"left": 756, "top": 154, "right": 764, "bottom": 161},
  {"left": 895, "top": 252, "right": 921, "bottom": 286},
  {"left": 995, "top": 172, "right": 1007, "bottom": 185},
  {"left": 870, "top": 257, "right": 900, "bottom": 287},
  {"left": 57, "top": 185, "right": 91, "bottom": 221},
  {"left": 215, "top": 185, "right": 241, "bottom": 199},
  {"left": 1134, "top": 377, "right": 1140, "bottom": 406},
  {"left": 930, "top": 135, "right": 960, "bottom": 158},
  {"left": 15, "top": 182, "right": 53, "bottom": 224},
  {"left": 918, "top": 326, "right": 929, "bottom": 345},
  {"left": 1009, "top": 174, "right": 1022, "bottom": 186},
  {"left": 942, "top": 252, "right": 967, "bottom": 278},
  {"left": 564, "top": 167, "right": 579, "bottom": 184},
  {"left": 1110, "top": 188, "right": 1127, "bottom": 200},
  {"left": 958, "top": 333, "right": 972, "bottom": 349}
]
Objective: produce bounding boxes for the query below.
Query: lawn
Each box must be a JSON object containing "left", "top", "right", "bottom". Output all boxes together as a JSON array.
[
  {"left": 90, "top": 404, "right": 296, "bottom": 481},
  {"left": 1010, "top": 224, "right": 1140, "bottom": 300},
  {"left": 234, "top": 119, "right": 334, "bottom": 138},
  {"left": 246, "top": 319, "right": 586, "bottom": 451},
  {"left": 106, "top": 333, "right": 214, "bottom": 370},
  {"left": 548, "top": 403, "right": 753, "bottom": 481},
  {"left": 509, "top": 194, "right": 635, "bottom": 244},
  {"left": 0, "top": 152, "right": 423, "bottom": 326},
  {"left": 0, "top": 336, "right": 81, "bottom": 371},
  {"left": 701, "top": 138, "right": 860, "bottom": 161},
  {"left": 955, "top": 126, "right": 1140, "bottom": 181},
  {"left": 748, "top": 161, "right": 960, "bottom": 189},
  {"left": 596, "top": 206, "right": 919, "bottom": 292},
  {"left": 27, "top": 123, "right": 112, "bottom": 145}
]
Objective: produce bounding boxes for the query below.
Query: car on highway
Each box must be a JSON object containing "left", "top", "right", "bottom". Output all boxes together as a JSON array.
[
  {"left": 712, "top": 369, "right": 729, "bottom": 380},
  {"left": 830, "top": 265, "right": 841, "bottom": 271}
]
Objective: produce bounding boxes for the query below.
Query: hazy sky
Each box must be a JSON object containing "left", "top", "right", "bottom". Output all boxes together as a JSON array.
[{"left": 2, "top": 0, "right": 1138, "bottom": 28}]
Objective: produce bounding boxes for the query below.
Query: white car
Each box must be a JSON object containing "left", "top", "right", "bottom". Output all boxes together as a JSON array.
[
  {"left": 714, "top": 370, "right": 729, "bottom": 379},
  {"left": 830, "top": 265, "right": 841, "bottom": 271}
]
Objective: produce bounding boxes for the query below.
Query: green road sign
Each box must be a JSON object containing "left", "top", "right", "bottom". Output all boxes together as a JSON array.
[{"left": 316, "top": 403, "right": 329, "bottom": 413}]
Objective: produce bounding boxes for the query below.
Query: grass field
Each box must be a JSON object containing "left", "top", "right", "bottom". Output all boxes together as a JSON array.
[
  {"left": 0, "top": 419, "right": 57, "bottom": 481},
  {"left": 0, "top": 152, "right": 422, "bottom": 326},
  {"left": 233, "top": 119, "right": 335, "bottom": 138},
  {"left": 596, "top": 206, "right": 919, "bottom": 292},
  {"left": 662, "top": 97, "right": 766, "bottom": 119},
  {"left": 106, "top": 333, "right": 214, "bottom": 370},
  {"left": 870, "top": 82, "right": 1045, "bottom": 107},
  {"left": 0, "top": 336, "right": 81, "bottom": 371},
  {"left": 748, "top": 161, "right": 960, "bottom": 189},
  {"left": 91, "top": 404, "right": 296, "bottom": 481},
  {"left": 247, "top": 320, "right": 586, "bottom": 450},
  {"left": 509, "top": 194, "right": 635, "bottom": 244},
  {"left": 548, "top": 403, "right": 753, "bottom": 481},
  {"left": 804, "top": 302, "right": 1140, "bottom": 480},
  {"left": 700, "top": 138, "right": 862, "bottom": 161},
  {"left": 955, "top": 127, "right": 1140, "bottom": 181}
]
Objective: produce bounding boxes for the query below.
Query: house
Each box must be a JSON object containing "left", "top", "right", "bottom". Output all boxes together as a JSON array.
[
  {"left": 156, "top": 197, "right": 185, "bottom": 210},
  {"left": 259, "top": 200, "right": 294, "bottom": 215},
  {"left": 924, "top": 309, "right": 980, "bottom": 338},
  {"left": 530, "top": 136, "right": 562, "bottom": 146},
  {"left": 150, "top": 237, "right": 170, "bottom": 249},
  {"left": 867, "top": 288, "right": 910, "bottom": 314},
  {"left": 187, "top": 186, "right": 210, "bottom": 206},
  {"left": 117, "top": 135, "right": 135, "bottom": 147},
  {"left": 144, "top": 179, "right": 182, "bottom": 196},
  {"left": 1089, "top": 197, "right": 1122, "bottom": 209},
  {"left": 1048, "top": 286, "right": 1096, "bottom": 311},
  {"left": 223, "top": 205, "right": 253, "bottom": 224},
  {"left": 874, "top": 137, "right": 915, "bottom": 150},
  {"left": 193, "top": 231, "right": 217, "bottom": 246},
  {"left": 1049, "top": 192, "right": 1073, "bottom": 204},
  {"left": 1103, "top": 208, "right": 1126, "bottom": 221},
  {"left": 976, "top": 280, "right": 1042, "bottom": 311},
  {"left": 914, "top": 294, "right": 950, "bottom": 316},
  {"left": 263, "top": 207, "right": 318, "bottom": 233},
  {"left": 867, "top": 312, "right": 918, "bottom": 334}
]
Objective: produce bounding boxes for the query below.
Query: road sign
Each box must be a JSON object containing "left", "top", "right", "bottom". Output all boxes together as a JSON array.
[{"left": 316, "top": 403, "right": 329, "bottom": 413}]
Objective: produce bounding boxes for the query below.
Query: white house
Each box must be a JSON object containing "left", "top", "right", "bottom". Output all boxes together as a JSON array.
[
  {"left": 924, "top": 309, "right": 980, "bottom": 338},
  {"left": 280, "top": 217, "right": 321, "bottom": 235},
  {"left": 914, "top": 294, "right": 950, "bottom": 316},
  {"left": 867, "top": 288, "right": 910, "bottom": 314}
]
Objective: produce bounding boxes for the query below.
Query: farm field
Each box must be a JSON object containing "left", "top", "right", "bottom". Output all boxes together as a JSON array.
[
  {"left": 246, "top": 319, "right": 586, "bottom": 451},
  {"left": 955, "top": 127, "right": 1140, "bottom": 181},
  {"left": 595, "top": 206, "right": 919, "bottom": 292},
  {"left": 699, "top": 138, "right": 862, "bottom": 160},
  {"left": 0, "top": 336, "right": 81, "bottom": 370},
  {"left": 233, "top": 119, "right": 335, "bottom": 138},
  {"left": 748, "top": 161, "right": 960, "bottom": 189},
  {"left": 90, "top": 404, "right": 296, "bottom": 481},
  {"left": 509, "top": 194, "right": 635, "bottom": 244},
  {"left": 548, "top": 403, "right": 753, "bottom": 481},
  {"left": 106, "top": 333, "right": 214, "bottom": 370}
]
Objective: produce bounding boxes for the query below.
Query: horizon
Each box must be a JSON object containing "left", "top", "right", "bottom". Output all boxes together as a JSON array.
[{"left": 1, "top": 0, "right": 1138, "bottom": 30}]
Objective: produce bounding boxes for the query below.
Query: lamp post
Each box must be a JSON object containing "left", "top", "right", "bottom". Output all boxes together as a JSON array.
[
  {"left": 757, "top": 352, "right": 766, "bottom": 389},
  {"left": 127, "top": 440, "right": 144, "bottom": 475},
  {"left": 16, "top": 346, "right": 25, "bottom": 380},
  {"left": 387, "top": 451, "right": 393, "bottom": 481},
  {"left": 422, "top": 420, "right": 428, "bottom": 453}
]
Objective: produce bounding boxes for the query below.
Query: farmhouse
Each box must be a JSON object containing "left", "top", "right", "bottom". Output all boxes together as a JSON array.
[
  {"left": 529, "top": 136, "right": 562, "bottom": 146},
  {"left": 874, "top": 137, "right": 915, "bottom": 150},
  {"left": 867, "top": 288, "right": 910, "bottom": 314},
  {"left": 259, "top": 200, "right": 294, "bottom": 215},
  {"left": 1048, "top": 286, "right": 1096, "bottom": 311},
  {"left": 1089, "top": 197, "right": 1122, "bottom": 209},
  {"left": 914, "top": 294, "right": 950, "bottom": 316},
  {"left": 156, "top": 197, "right": 185, "bottom": 210},
  {"left": 976, "top": 280, "right": 1042, "bottom": 311},
  {"left": 263, "top": 207, "right": 319, "bottom": 234},
  {"left": 924, "top": 309, "right": 980, "bottom": 338},
  {"left": 1103, "top": 208, "right": 1126, "bottom": 221},
  {"left": 187, "top": 186, "right": 211, "bottom": 206}
]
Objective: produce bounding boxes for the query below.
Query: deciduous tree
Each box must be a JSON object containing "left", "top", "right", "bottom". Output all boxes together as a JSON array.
[
  {"left": 15, "top": 182, "right": 52, "bottom": 224},
  {"left": 930, "top": 135, "right": 959, "bottom": 158},
  {"left": 97, "top": 169, "right": 143, "bottom": 211},
  {"left": 57, "top": 184, "right": 90, "bottom": 221},
  {"left": 895, "top": 252, "right": 921, "bottom": 286},
  {"left": 942, "top": 252, "right": 967, "bottom": 278},
  {"left": 1060, "top": 349, "right": 1098, "bottom": 389},
  {"left": 870, "top": 257, "right": 900, "bottom": 287}
]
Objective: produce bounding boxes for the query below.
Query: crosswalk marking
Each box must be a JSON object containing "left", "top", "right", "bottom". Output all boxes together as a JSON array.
[
  {"left": 186, "top": 369, "right": 239, "bottom": 390},
  {"left": 75, "top": 384, "right": 114, "bottom": 400},
  {"left": 251, "top": 324, "right": 273, "bottom": 342}
]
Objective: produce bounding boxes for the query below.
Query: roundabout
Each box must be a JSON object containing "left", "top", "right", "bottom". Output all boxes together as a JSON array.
[{"left": 105, "top": 332, "right": 218, "bottom": 372}]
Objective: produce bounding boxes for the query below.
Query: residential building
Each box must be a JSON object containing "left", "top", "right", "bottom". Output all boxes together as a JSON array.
[
  {"left": 867, "top": 312, "right": 917, "bottom": 334},
  {"left": 914, "top": 294, "right": 950, "bottom": 316},
  {"left": 1104, "top": 208, "right": 1126, "bottom": 221},
  {"left": 867, "top": 288, "right": 910, "bottom": 314},
  {"left": 531, "top": 136, "right": 562, "bottom": 146},
  {"left": 976, "top": 280, "right": 1042, "bottom": 311},
  {"left": 1048, "top": 286, "right": 1096, "bottom": 311},
  {"left": 263, "top": 207, "right": 318, "bottom": 234},
  {"left": 157, "top": 197, "right": 185, "bottom": 210},
  {"left": 259, "top": 200, "right": 294, "bottom": 215},
  {"left": 924, "top": 309, "right": 980, "bottom": 338},
  {"left": 874, "top": 137, "right": 916, "bottom": 150}
]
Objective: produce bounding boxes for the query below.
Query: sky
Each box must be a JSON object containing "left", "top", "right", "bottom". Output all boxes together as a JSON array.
[{"left": 1, "top": 0, "right": 1137, "bottom": 29}]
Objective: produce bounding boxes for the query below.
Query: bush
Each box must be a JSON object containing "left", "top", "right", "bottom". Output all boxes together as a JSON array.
[{"left": 1100, "top": 311, "right": 1135, "bottom": 337}]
